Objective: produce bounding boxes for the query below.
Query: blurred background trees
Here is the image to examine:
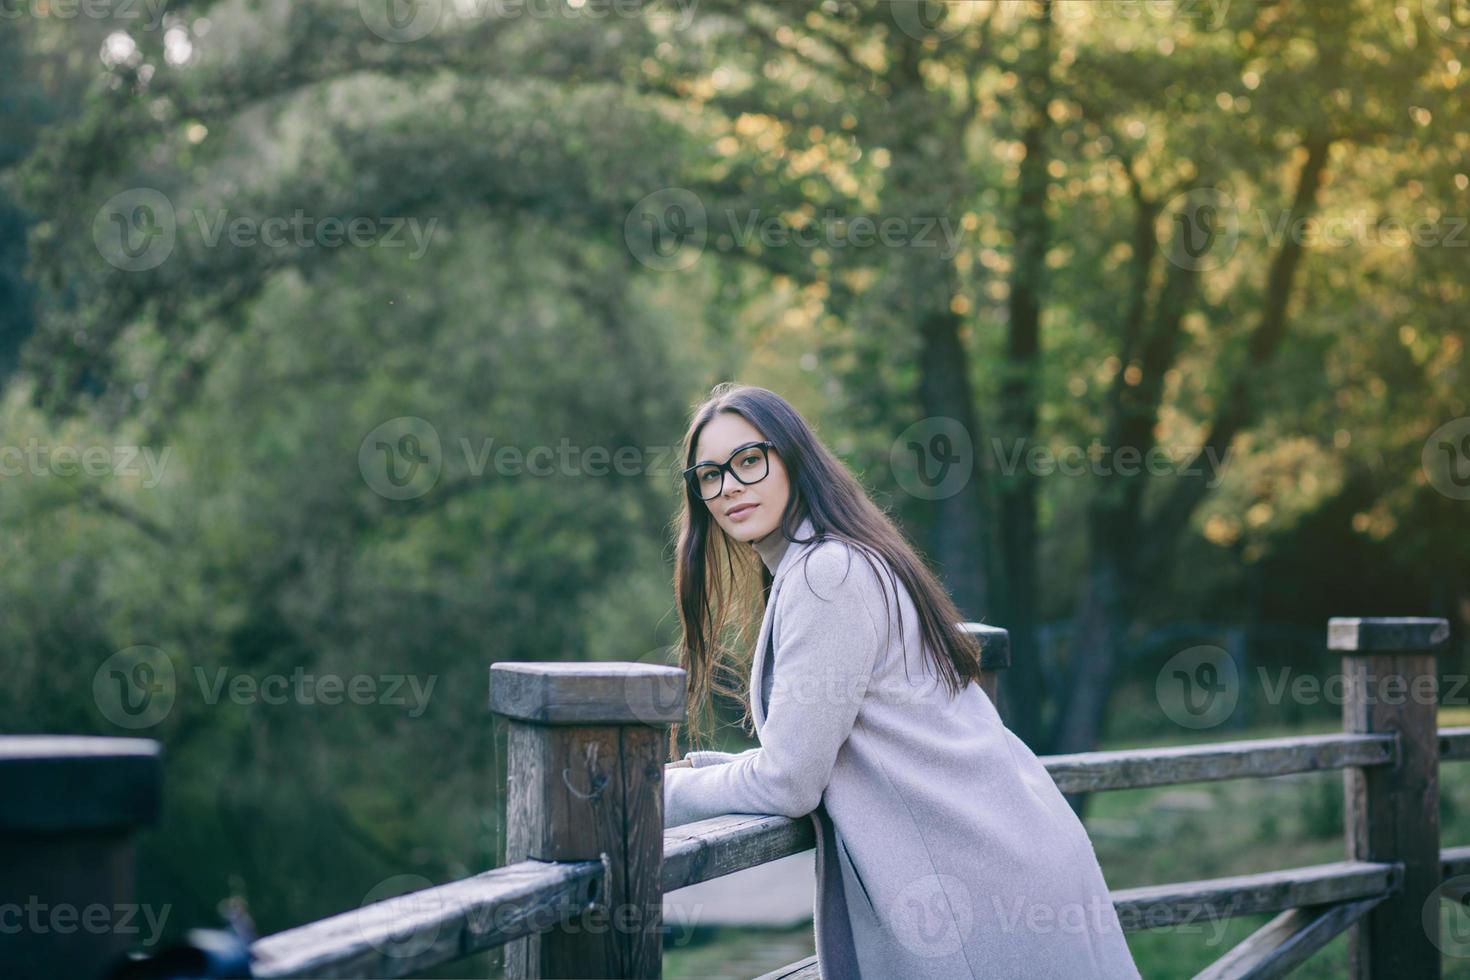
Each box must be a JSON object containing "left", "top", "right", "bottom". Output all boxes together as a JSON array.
[{"left": 3, "top": 0, "right": 1467, "bottom": 968}]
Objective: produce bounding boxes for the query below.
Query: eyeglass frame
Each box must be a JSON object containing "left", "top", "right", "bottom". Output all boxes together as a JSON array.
[{"left": 682, "top": 440, "right": 778, "bottom": 500}]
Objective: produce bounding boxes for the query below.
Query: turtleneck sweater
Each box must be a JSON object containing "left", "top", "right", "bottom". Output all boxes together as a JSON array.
[{"left": 752, "top": 520, "right": 795, "bottom": 575}]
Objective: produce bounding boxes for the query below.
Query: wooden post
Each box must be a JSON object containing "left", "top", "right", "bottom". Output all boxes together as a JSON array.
[
  {"left": 0, "top": 736, "right": 162, "bottom": 980},
  {"left": 1332, "top": 616, "right": 1450, "bottom": 979},
  {"left": 960, "top": 623, "right": 1011, "bottom": 723},
  {"left": 490, "top": 662, "right": 686, "bottom": 980}
]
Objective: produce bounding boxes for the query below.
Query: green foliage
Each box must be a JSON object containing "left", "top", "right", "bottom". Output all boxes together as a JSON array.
[{"left": 2, "top": 0, "right": 1467, "bottom": 967}]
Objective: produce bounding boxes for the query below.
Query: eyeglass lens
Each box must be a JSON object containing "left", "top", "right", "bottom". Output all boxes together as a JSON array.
[{"left": 691, "top": 445, "right": 769, "bottom": 500}]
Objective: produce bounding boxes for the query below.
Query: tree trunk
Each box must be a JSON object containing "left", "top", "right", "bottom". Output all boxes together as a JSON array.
[{"left": 995, "top": 0, "right": 1054, "bottom": 748}]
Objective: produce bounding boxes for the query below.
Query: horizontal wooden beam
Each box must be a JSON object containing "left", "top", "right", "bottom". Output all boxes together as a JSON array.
[
  {"left": 1041, "top": 732, "right": 1396, "bottom": 794},
  {"left": 488, "top": 661, "right": 686, "bottom": 725},
  {"left": 1440, "top": 727, "right": 1470, "bottom": 763},
  {"left": 1113, "top": 859, "right": 1400, "bottom": 932},
  {"left": 662, "top": 813, "right": 815, "bottom": 893},
  {"left": 751, "top": 953, "right": 819, "bottom": 980},
  {"left": 249, "top": 859, "right": 602, "bottom": 979},
  {"left": 1328, "top": 616, "right": 1450, "bottom": 652},
  {"left": 1191, "top": 896, "right": 1386, "bottom": 980},
  {"left": 751, "top": 864, "right": 1398, "bottom": 980}
]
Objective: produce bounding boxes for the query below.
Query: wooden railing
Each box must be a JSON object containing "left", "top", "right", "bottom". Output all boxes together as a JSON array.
[{"left": 3, "top": 616, "right": 1455, "bottom": 979}]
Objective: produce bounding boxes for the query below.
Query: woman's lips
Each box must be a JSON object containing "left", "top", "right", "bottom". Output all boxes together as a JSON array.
[{"left": 728, "top": 503, "right": 758, "bottom": 521}]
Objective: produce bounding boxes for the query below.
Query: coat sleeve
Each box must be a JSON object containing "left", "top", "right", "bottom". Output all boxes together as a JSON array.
[
  {"left": 664, "top": 542, "right": 885, "bottom": 827},
  {"left": 684, "top": 747, "right": 760, "bottom": 768}
]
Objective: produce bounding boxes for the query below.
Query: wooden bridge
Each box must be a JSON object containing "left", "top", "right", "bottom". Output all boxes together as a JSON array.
[{"left": 3, "top": 616, "right": 1459, "bottom": 978}]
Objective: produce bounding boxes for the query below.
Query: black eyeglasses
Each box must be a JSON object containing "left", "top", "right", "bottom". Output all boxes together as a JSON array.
[{"left": 683, "top": 441, "right": 776, "bottom": 500}]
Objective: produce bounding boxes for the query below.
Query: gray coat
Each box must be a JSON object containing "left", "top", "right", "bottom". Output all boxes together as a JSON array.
[{"left": 665, "top": 514, "right": 1141, "bottom": 979}]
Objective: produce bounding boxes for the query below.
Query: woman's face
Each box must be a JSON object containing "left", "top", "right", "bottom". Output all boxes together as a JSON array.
[{"left": 693, "top": 413, "right": 790, "bottom": 544}]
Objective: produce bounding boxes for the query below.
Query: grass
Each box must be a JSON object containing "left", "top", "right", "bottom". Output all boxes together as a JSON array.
[{"left": 662, "top": 712, "right": 1470, "bottom": 979}]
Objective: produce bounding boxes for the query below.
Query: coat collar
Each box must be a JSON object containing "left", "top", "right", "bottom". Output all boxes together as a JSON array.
[
  {"left": 752, "top": 512, "right": 816, "bottom": 578},
  {"left": 749, "top": 511, "right": 820, "bottom": 730}
]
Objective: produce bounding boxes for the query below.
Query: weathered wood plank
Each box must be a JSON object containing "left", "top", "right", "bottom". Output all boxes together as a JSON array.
[
  {"left": 1441, "top": 843, "right": 1470, "bottom": 884},
  {"left": 1112, "top": 860, "right": 1400, "bottom": 932},
  {"left": 0, "top": 735, "right": 162, "bottom": 831},
  {"left": 1040, "top": 732, "right": 1395, "bottom": 794},
  {"left": 750, "top": 863, "right": 1399, "bottom": 980},
  {"left": 1328, "top": 616, "right": 1451, "bottom": 653},
  {"left": 957, "top": 622, "right": 1011, "bottom": 670},
  {"left": 1339, "top": 617, "right": 1445, "bottom": 979},
  {"left": 663, "top": 813, "right": 815, "bottom": 893},
  {"left": 750, "top": 953, "right": 819, "bottom": 980},
  {"left": 1439, "top": 726, "right": 1470, "bottom": 762},
  {"left": 1, "top": 736, "right": 163, "bottom": 980},
  {"left": 249, "top": 860, "right": 602, "bottom": 979},
  {"left": 1191, "top": 896, "right": 1386, "bottom": 980},
  {"left": 490, "top": 661, "right": 685, "bottom": 725}
]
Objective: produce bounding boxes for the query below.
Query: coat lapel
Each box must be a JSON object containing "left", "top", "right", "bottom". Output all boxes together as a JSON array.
[{"left": 750, "top": 514, "right": 818, "bottom": 732}]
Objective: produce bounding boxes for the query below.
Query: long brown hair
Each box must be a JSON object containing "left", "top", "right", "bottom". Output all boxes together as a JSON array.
[{"left": 669, "top": 382, "right": 984, "bottom": 761}]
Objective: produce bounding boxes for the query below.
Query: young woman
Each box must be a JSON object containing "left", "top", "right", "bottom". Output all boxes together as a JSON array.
[{"left": 663, "top": 383, "right": 1141, "bottom": 979}]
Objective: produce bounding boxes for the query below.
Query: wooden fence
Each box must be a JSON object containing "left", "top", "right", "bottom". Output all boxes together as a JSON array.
[{"left": 3, "top": 616, "right": 1458, "bottom": 979}]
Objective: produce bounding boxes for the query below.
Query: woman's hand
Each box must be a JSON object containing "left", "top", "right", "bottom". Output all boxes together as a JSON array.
[{"left": 666, "top": 758, "right": 693, "bottom": 769}]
